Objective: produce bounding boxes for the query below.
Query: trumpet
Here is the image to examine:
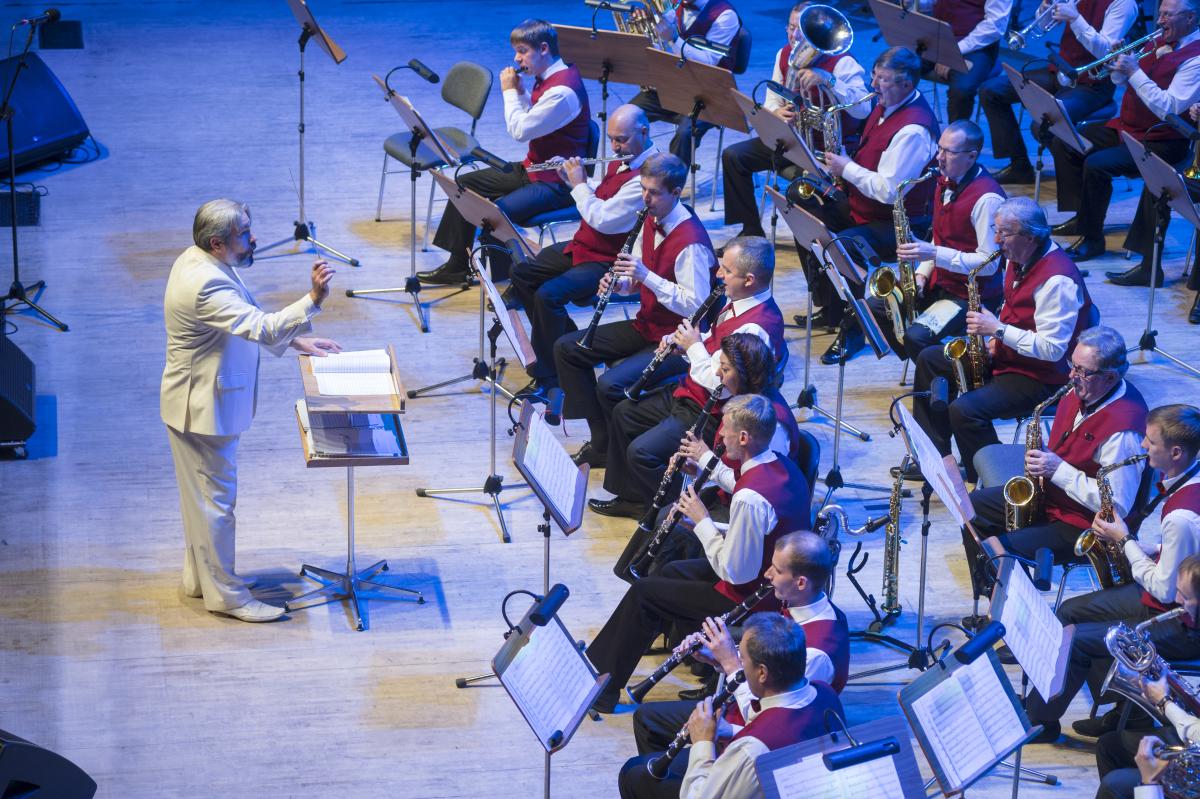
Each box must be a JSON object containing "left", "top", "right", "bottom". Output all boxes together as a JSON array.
[
  {"left": 1005, "top": 0, "right": 1064, "bottom": 50},
  {"left": 578, "top": 207, "right": 648, "bottom": 352},
  {"left": 524, "top": 155, "right": 633, "bottom": 174},
  {"left": 1063, "top": 29, "right": 1164, "bottom": 87}
]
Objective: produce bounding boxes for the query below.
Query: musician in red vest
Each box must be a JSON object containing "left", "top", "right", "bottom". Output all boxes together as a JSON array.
[
  {"left": 420, "top": 19, "right": 591, "bottom": 285},
  {"left": 911, "top": 197, "right": 1090, "bottom": 485},
  {"left": 1049, "top": 0, "right": 1200, "bottom": 264},
  {"left": 921, "top": 0, "right": 1011, "bottom": 122},
  {"left": 978, "top": 0, "right": 1135, "bottom": 184},
  {"left": 629, "top": 0, "right": 743, "bottom": 166},
  {"left": 866, "top": 120, "right": 1005, "bottom": 369},
  {"left": 1024, "top": 404, "right": 1200, "bottom": 744},
  {"left": 785, "top": 46, "right": 939, "bottom": 365},
  {"left": 554, "top": 153, "right": 714, "bottom": 470},
  {"left": 719, "top": 3, "right": 872, "bottom": 243},
  {"left": 617, "top": 612, "right": 844, "bottom": 799},
  {"left": 586, "top": 394, "right": 809, "bottom": 714},
  {"left": 506, "top": 105, "right": 658, "bottom": 398}
]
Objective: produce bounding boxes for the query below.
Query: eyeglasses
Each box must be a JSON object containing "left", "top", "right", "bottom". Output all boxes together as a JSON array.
[
  {"left": 937, "top": 145, "right": 977, "bottom": 156},
  {"left": 995, "top": 228, "right": 1025, "bottom": 240},
  {"left": 1068, "top": 363, "right": 1107, "bottom": 378}
]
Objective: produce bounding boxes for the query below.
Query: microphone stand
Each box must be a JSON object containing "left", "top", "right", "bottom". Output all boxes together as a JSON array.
[{"left": 0, "top": 20, "right": 68, "bottom": 331}]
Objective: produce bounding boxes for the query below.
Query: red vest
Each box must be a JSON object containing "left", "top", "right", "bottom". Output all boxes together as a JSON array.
[
  {"left": 849, "top": 95, "right": 939, "bottom": 225},
  {"left": 677, "top": 0, "right": 739, "bottom": 70},
  {"left": 1106, "top": 40, "right": 1200, "bottom": 141},
  {"left": 672, "top": 297, "right": 787, "bottom": 409},
  {"left": 928, "top": 167, "right": 1006, "bottom": 301},
  {"left": 523, "top": 66, "right": 591, "bottom": 184},
  {"left": 727, "top": 682, "right": 844, "bottom": 751},
  {"left": 992, "top": 246, "right": 1092, "bottom": 384},
  {"left": 797, "top": 606, "right": 851, "bottom": 694},
  {"left": 776, "top": 48, "right": 866, "bottom": 148},
  {"left": 562, "top": 161, "right": 642, "bottom": 266},
  {"left": 634, "top": 209, "right": 713, "bottom": 343},
  {"left": 1141, "top": 479, "right": 1200, "bottom": 612},
  {"left": 1044, "top": 383, "right": 1149, "bottom": 529},
  {"left": 933, "top": 0, "right": 988, "bottom": 39},
  {"left": 1054, "top": 0, "right": 1118, "bottom": 85}
]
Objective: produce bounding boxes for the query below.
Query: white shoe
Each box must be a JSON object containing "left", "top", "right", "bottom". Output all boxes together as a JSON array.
[{"left": 217, "top": 599, "right": 286, "bottom": 623}]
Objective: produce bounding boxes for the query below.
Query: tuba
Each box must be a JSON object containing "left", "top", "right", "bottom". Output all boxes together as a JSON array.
[
  {"left": 944, "top": 250, "right": 1003, "bottom": 394},
  {"left": 1074, "top": 454, "right": 1149, "bottom": 589},
  {"left": 1003, "top": 382, "right": 1074, "bottom": 531},
  {"left": 869, "top": 168, "right": 939, "bottom": 344}
]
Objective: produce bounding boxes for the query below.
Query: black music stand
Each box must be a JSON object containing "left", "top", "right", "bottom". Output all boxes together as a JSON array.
[
  {"left": 1122, "top": 130, "right": 1200, "bottom": 379},
  {"left": 1004, "top": 63, "right": 1092, "bottom": 205},
  {"left": 256, "top": 0, "right": 360, "bottom": 267},
  {"left": 869, "top": 0, "right": 969, "bottom": 73}
]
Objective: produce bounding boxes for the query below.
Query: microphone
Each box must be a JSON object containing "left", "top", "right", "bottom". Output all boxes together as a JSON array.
[
  {"left": 1033, "top": 547, "right": 1054, "bottom": 592},
  {"left": 954, "top": 619, "right": 1006, "bottom": 664},
  {"left": 19, "top": 8, "right": 59, "bottom": 25},
  {"left": 1166, "top": 113, "right": 1200, "bottom": 142},
  {"left": 765, "top": 80, "right": 802, "bottom": 107},
  {"left": 544, "top": 388, "right": 565, "bottom": 427},
  {"left": 471, "top": 147, "right": 514, "bottom": 174},
  {"left": 862, "top": 514, "right": 890, "bottom": 533},
  {"left": 530, "top": 584, "right": 569, "bottom": 626},
  {"left": 823, "top": 737, "right": 901, "bottom": 771},
  {"left": 584, "top": 0, "right": 634, "bottom": 10},
  {"left": 929, "top": 376, "right": 949, "bottom": 414},
  {"left": 407, "top": 58, "right": 440, "bottom": 84}
]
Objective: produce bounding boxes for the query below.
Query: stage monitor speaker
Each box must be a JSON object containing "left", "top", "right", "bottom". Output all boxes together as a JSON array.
[
  {"left": 0, "top": 336, "right": 35, "bottom": 443},
  {"left": 0, "top": 52, "right": 89, "bottom": 175},
  {"left": 0, "top": 728, "right": 97, "bottom": 799}
]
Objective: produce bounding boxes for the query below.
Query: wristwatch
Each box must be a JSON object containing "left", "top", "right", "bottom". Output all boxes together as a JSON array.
[{"left": 995, "top": 325, "right": 1007, "bottom": 343}]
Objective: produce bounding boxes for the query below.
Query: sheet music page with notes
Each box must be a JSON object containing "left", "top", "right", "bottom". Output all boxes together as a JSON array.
[
  {"left": 310, "top": 349, "right": 396, "bottom": 396},
  {"left": 500, "top": 619, "right": 596, "bottom": 748},
  {"left": 769, "top": 751, "right": 906, "bottom": 799},
  {"left": 995, "top": 562, "right": 1066, "bottom": 699},
  {"left": 522, "top": 409, "right": 579, "bottom": 525}
]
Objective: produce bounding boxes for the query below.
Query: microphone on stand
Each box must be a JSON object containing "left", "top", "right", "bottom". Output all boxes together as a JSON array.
[
  {"left": 407, "top": 58, "right": 440, "bottom": 84},
  {"left": 929, "top": 376, "right": 949, "bottom": 414},
  {"left": 19, "top": 8, "right": 59, "bottom": 25},
  {"left": 529, "top": 584, "right": 569, "bottom": 626}
]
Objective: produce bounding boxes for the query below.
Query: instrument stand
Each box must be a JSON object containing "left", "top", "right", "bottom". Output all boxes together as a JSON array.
[
  {"left": 687, "top": 99, "right": 705, "bottom": 207},
  {"left": 597, "top": 63, "right": 612, "bottom": 159},
  {"left": 0, "top": 23, "right": 67, "bottom": 331},
  {"left": 255, "top": 25, "right": 360, "bottom": 267}
]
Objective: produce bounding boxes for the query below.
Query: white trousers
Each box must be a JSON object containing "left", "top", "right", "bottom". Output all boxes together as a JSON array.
[{"left": 167, "top": 425, "right": 252, "bottom": 611}]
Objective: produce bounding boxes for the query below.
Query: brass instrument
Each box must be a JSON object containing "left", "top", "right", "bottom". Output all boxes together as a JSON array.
[
  {"left": 613, "top": 0, "right": 678, "bottom": 49},
  {"left": 578, "top": 207, "right": 649, "bottom": 351},
  {"left": 1102, "top": 608, "right": 1200, "bottom": 726},
  {"left": 869, "top": 168, "right": 939, "bottom": 344},
  {"left": 1065, "top": 29, "right": 1164, "bottom": 88},
  {"left": 814, "top": 503, "right": 889, "bottom": 595},
  {"left": 625, "top": 283, "right": 726, "bottom": 401},
  {"left": 1186, "top": 140, "right": 1200, "bottom": 181},
  {"left": 1074, "top": 453, "right": 1149, "bottom": 588},
  {"left": 647, "top": 668, "right": 748, "bottom": 778},
  {"left": 944, "top": 250, "right": 1003, "bottom": 394},
  {"left": 1152, "top": 742, "right": 1200, "bottom": 799},
  {"left": 525, "top": 154, "right": 632, "bottom": 174},
  {"left": 1003, "top": 383, "right": 1074, "bottom": 530},
  {"left": 1005, "top": 0, "right": 1065, "bottom": 50}
]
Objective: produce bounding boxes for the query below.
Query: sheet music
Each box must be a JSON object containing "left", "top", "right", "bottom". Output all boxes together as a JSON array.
[
  {"left": 310, "top": 349, "right": 397, "bottom": 396},
  {"left": 896, "top": 403, "right": 973, "bottom": 525},
  {"left": 995, "top": 562, "right": 1067, "bottom": 699},
  {"left": 296, "top": 402, "right": 401, "bottom": 458},
  {"left": 912, "top": 299, "right": 961, "bottom": 337},
  {"left": 770, "top": 751, "right": 906, "bottom": 799},
  {"left": 501, "top": 619, "right": 596, "bottom": 747},
  {"left": 522, "top": 409, "right": 580, "bottom": 524}
]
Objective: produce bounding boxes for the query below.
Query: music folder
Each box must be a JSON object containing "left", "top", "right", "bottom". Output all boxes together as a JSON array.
[
  {"left": 868, "top": 0, "right": 968, "bottom": 73},
  {"left": 284, "top": 0, "right": 346, "bottom": 64},
  {"left": 553, "top": 24, "right": 654, "bottom": 87},
  {"left": 371, "top": 76, "right": 460, "bottom": 167},
  {"left": 512, "top": 400, "right": 589, "bottom": 534},
  {"left": 989, "top": 555, "right": 1075, "bottom": 701},
  {"left": 729, "top": 89, "right": 827, "bottom": 178},
  {"left": 429, "top": 169, "right": 541, "bottom": 264},
  {"left": 476, "top": 262, "right": 536, "bottom": 371},
  {"left": 1123, "top": 130, "right": 1200, "bottom": 230}
]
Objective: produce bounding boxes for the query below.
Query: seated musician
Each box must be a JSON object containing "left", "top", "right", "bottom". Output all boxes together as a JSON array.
[
  {"left": 507, "top": 104, "right": 659, "bottom": 398},
  {"left": 979, "top": 0, "right": 1135, "bottom": 184},
  {"left": 585, "top": 394, "right": 810, "bottom": 713},
  {"left": 1023, "top": 405, "right": 1200, "bottom": 744},
  {"left": 554, "top": 153, "right": 714, "bottom": 469},
  {"left": 785, "top": 46, "right": 939, "bottom": 365},
  {"left": 420, "top": 19, "right": 590, "bottom": 285},
  {"left": 865, "top": 120, "right": 1005, "bottom": 364},
  {"left": 1048, "top": 0, "right": 1200, "bottom": 264},
  {"left": 628, "top": 0, "right": 743, "bottom": 167},
  {"left": 617, "top": 612, "right": 844, "bottom": 799},
  {"left": 719, "top": 3, "right": 871, "bottom": 243},
  {"left": 919, "top": 0, "right": 1012, "bottom": 123},
  {"left": 911, "top": 197, "right": 1091, "bottom": 485}
]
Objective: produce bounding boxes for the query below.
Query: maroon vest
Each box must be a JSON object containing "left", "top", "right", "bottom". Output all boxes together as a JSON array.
[
  {"left": 1044, "top": 383, "right": 1149, "bottom": 529},
  {"left": 727, "top": 683, "right": 844, "bottom": 751},
  {"left": 562, "top": 161, "right": 642, "bottom": 266},
  {"left": 797, "top": 607, "right": 851, "bottom": 693},
  {"left": 992, "top": 246, "right": 1092, "bottom": 384},
  {"left": 933, "top": 0, "right": 988, "bottom": 39},
  {"left": 1106, "top": 40, "right": 1200, "bottom": 141},
  {"left": 927, "top": 168, "right": 1006, "bottom": 301},
  {"left": 1054, "top": 0, "right": 1118, "bottom": 85},
  {"left": 677, "top": 0, "right": 739, "bottom": 70},
  {"left": 777, "top": 47, "right": 866, "bottom": 148},
  {"left": 1141, "top": 479, "right": 1200, "bottom": 612},
  {"left": 673, "top": 297, "right": 787, "bottom": 409},
  {"left": 849, "top": 95, "right": 939, "bottom": 225},
  {"left": 715, "top": 455, "right": 812, "bottom": 604},
  {"left": 523, "top": 66, "right": 591, "bottom": 184},
  {"left": 635, "top": 209, "right": 713, "bottom": 343}
]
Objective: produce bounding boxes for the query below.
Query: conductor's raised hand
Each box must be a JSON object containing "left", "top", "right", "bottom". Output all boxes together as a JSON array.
[
  {"left": 309, "top": 260, "right": 335, "bottom": 306},
  {"left": 500, "top": 66, "right": 522, "bottom": 92},
  {"left": 672, "top": 318, "right": 702, "bottom": 351},
  {"left": 291, "top": 337, "right": 343, "bottom": 357}
]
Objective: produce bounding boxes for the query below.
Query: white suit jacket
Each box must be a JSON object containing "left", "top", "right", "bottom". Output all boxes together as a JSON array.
[{"left": 161, "top": 245, "right": 318, "bottom": 436}]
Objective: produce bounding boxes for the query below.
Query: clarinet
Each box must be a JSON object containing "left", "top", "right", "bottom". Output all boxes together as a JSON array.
[
  {"left": 624, "top": 283, "right": 727, "bottom": 401},
  {"left": 646, "top": 669, "right": 748, "bottom": 779},
  {"left": 628, "top": 442, "right": 728, "bottom": 580},
  {"left": 578, "top": 207, "right": 649, "bottom": 352},
  {"left": 627, "top": 583, "right": 773, "bottom": 704}
]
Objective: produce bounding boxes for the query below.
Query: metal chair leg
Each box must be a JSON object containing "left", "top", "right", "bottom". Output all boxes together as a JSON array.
[
  {"left": 709, "top": 126, "right": 725, "bottom": 212},
  {"left": 375, "top": 152, "right": 390, "bottom": 222},
  {"left": 423, "top": 176, "right": 436, "bottom": 252}
]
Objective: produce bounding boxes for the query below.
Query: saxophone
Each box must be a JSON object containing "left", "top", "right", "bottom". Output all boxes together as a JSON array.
[
  {"left": 1074, "top": 454, "right": 1149, "bottom": 589},
  {"left": 869, "top": 168, "right": 939, "bottom": 344},
  {"left": 880, "top": 454, "right": 909, "bottom": 618},
  {"left": 1003, "top": 383, "right": 1074, "bottom": 531},
  {"left": 944, "top": 250, "right": 1002, "bottom": 394}
]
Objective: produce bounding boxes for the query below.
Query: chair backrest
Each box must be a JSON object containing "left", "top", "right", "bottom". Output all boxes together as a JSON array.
[
  {"left": 585, "top": 118, "right": 601, "bottom": 177},
  {"left": 1086, "top": 301, "right": 1101, "bottom": 328},
  {"left": 793, "top": 428, "right": 821, "bottom": 513},
  {"left": 772, "top": 345, "right": 790, "bottom": 390},
  {"left": 441, "top": 61, "right": 493, "bottom": 135},
  {"left": 729, "top": 24, "right": 752, "bottom": 75}
]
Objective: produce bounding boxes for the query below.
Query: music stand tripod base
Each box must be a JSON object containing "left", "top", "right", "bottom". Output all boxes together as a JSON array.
[{"left": 256, "top": 220, "right": 361, "bottom": 267}]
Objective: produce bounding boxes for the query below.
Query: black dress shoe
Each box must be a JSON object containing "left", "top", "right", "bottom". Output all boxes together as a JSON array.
[
  {"left": 1065, "top": 237, "right": 1106, "bottom": 262},
  {"left": 417, "top": 261, "right": 470, "bottom": 286},
  {"left": 889, "top": 462, "right": 925, "bottom": 482},
  {"left": 591, "top": 692, "right": 619, "bottom": 714},
  {"left": 1028, "top": 720, "right": 1061, "bottom": 744},
  {"left": 792, "top": 311, "right": 837, "bottom": 333},
  {"left": 588, "top": 496, "right": 646, "bottom": 519},
  {"left": 678, "top": 673, "right": 719, "bottom": 702},
  {"left": 1190, "top": 293, "right": 1200, "bottom": 325},
  {"left": 1071, "top": 707, "right": 1121, "bottom": 738},
  {"left": 993, "top": 161, "right": 1035, "bottom": 185},
  {"left": 1106, "top": 261, "right": 1164, "bottom": 287},
  {"left": 572, "top": 441, "right": 607, "bottom": 468},
  {"left": 1052, "top": 216, "right": 1080, "bottom": 237},
  {"left": 820, "top": 328, "right": 864, "bottom": 366},
  {"left": 996, "top": 644, "right": 1018, "bottom": 665},
  {"left": 500, "top": 286, "right": 523, "bottom": 310}
]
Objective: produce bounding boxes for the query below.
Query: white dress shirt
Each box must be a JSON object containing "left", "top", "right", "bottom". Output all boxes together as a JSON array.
[
  {"left": 916, "top": 177, "right": 1005, "bottom": 279},
  {"left": 502, "top": 59, "right": 584, "bottom": 143},
  {"left": 958, "top": 0, "right": 1013, "bottom": 54},
  {"left": 621, "top": 201, "right": 713, "bottom": 316},
  {"left": 765, "top": 47, "right": 872, "bottom": 119},
  {"left": 666, "top": 0, "right": 740, "bottom": 66},
  {"left": 684, "top": 290, "right": 775, "bottom": 390},
  {"left": 1068, "top": 0, "right": 1138, "bottom": 58},
  {"left": 1125, "top": 29, "right": 1200, "bottom": 120},
  {"left": 842, "top": 91, "right": 938, "bottom": 205},
  {"left": 1165, "top": 700, "right": 1200, "bottom": 745},
  {"left": 1048, "top": 381, "right": 1146, "bottom": 517},
  {"left": 568, "top": 144, "right": 660, "bottom": 234},
  {"left": 1125, "top": 464, "right": 1200, "bottom": 604},
  {"left": 999, "top": 243, "right": 1084, "bottom": 363},
  {"left": 693, "top": 450, "right": 780, "bottom": 585}
]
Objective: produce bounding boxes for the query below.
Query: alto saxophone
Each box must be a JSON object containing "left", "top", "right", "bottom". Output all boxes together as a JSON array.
[
  {"left": 880, "top": 454, "right": 909, "bottom": 618},
  {"left": 944, "top": 250, "right": 1002, "bottom": 394},
  {"left": 1003, "top": 383, "right": 1074, "bottom": 531},
  {"left": 1074, "top": 454, "right": 1149, "bottom": 589},
  {"left": 869, "top": 168, "right": 938, "bottom": 344}
]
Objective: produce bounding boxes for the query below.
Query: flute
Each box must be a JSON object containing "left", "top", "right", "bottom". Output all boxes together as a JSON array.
[
  {"left": 646, "top": 669, "right": 748, "bottom": 778},
  {"left": 525, "top": 155, "right": 633, "bottom": 174},
  {"left": 624, "top": 283, "right": 726, "bottom": 401}
]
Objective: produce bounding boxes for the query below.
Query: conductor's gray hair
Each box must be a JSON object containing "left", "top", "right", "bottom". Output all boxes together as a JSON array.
[
  {"left": 193, "top": 199, "right": 250, "bottom": 252},
  {"left": 995, "top": 196, "right": 1050, "bottom": 245}
]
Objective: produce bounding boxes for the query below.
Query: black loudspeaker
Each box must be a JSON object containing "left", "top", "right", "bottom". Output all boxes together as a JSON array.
[
  {"left": 0, "top": 336, "right": 35, "bottom": 443},
  {"left": 0, "top": 729, "right": 97, "bottom": 798},
  {"left": 0, "top": 52, "right": 89, "bottom": 174}
]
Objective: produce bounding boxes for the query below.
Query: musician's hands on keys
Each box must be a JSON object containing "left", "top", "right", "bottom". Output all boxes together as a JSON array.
[
  {"left": 987, "top": 337, "right": 999, "bottom": 358},
  {"left": 1143, "top": 673, "right": 1170, "bottom": 707},
  {"left": 686, "top": 697, "right": 722, "bottom": 745},
  {"left": 897, "top": 240, "right": 936, "bottom": 263},
  {"left": 822, "top": 151, "right": 851, "bottom": 178},
  {"left": 672, "top": 319, "right": 702, "bottom": 351},
  {"left": 701, "top": 615, "right": 741, "bottom": 675},
  {"left": 793, "top": 68, "right": 833, "bottom": 92},
  {"left": 773, "top": 106, "right": 798, "bottom": 125},
  {"left": 1024, "top": 449, "right": 1064, "bottom": 479},
  {"left": 668, "top": 450, "right": 700, "bottom": 477},
  {"left": 676, "top": 483, "right": 709, "bottom": 524},
  {"left": 1191, "top": 102, "right": 1200, "bottom": 124},
  {"left": 654, "top": 12, "right": 678, "bottom": 44},
  {"left": 308, "top": 259, "right": 336, "bottom": 306},
  {"left": 560, "top": 157, "right": 588, "bottom": 188},
  {"left": 1109, "top": 52, "right": 1139, "bottom": 79},
  {"left": 500, "top": 66, "right": 522, "bottom": 92},
  {"left": 914, "top": 272, "right": 928, "bottom": 297},
  {"left": 1089, "top": 510, "right": 1130, "bottom": 544},
  {"left": 934, "top": 63, "right": 951, "bottom": 82},
  {"left": 291, "top": 337, "right": 343, "bottom": 357},
  {"left": 1135, "top": 735, "right": 1170, "bottom": 785},
  {"left": 678, "top": 431, "right": 712, "bottom": 465},
  {"left": 614, "top": 252, "right": 649, "bottom": 286},
  {"left": 1050, "top": 0, "right": 1080, "bottom": 23},
  {"left": 966, "top": 307, "right": 1001, "bottom": 337}
]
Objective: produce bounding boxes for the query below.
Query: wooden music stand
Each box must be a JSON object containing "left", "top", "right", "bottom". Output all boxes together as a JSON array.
[
  {"left": 868, "top": 0, "right": 968, "bottom": 73},
  {"left": 289, "top": 346, "right": 424, "bottom": 632},
  {"left": 730, "top": 90, "right": 826, "bottom": 177},
  {"left": 1004, "top": 64, "right": 1092, "bottom": 204}
]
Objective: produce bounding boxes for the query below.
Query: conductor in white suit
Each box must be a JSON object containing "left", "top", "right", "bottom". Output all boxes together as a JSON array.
[{"left": 161, "top": 199, "right": 340, "bottom": 622}]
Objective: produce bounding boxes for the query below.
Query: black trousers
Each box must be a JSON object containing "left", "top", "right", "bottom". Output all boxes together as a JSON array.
[
  {"left": 921, "top": 44, "right": 998, "bottom": 123},
  {"left": 509, "top": 242, "right": 607, "bottom": 382},
  {"left": 1122, "top": 173, "right": 1200, "bottom": 273},
  {"left": 618, "top": 749, "right": 689, "bottom": 799},
  {"left": 978, "top": 68, "right": 1115, "bottom": 164},
  {"left": 721, "top": 137, "right": 801, "bottom": 233},
  {"left": 586, "top": 558, "right": 736, "bottom": 707},
  {"left": 605, "top": 391, "right": 708, "bottom": 502},
  {"left": 912, "top": 346, "right": 1055, "bottom": 481},
  {"left": 431, "top": 164, "right": 573, "bottom": 278},
  {"left": 1051, "top": 125, "right": 1190, "bottom": 243},
  {"left": 631, "top": 89, "right": 713, "bottom": 167},
  {"left": 634, "top": 699, "right": 708, "bottom": 755},
  {"left": 866, "top": 287, "right": 970, "bottom": 363},
  {"left": 1025, "top": 582, "right": 1200, "bottom": 723}
]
